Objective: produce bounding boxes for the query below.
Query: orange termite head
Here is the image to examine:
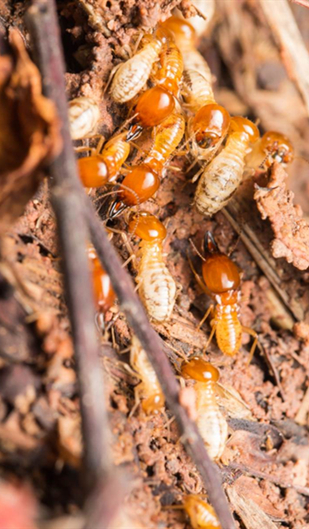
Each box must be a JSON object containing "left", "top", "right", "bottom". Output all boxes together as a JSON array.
[
  {"left": 191, "top": 104, "right": 230, "bottom": 149},
  {"left": 229, "top": 116, "right": 260, "bottom": 143},
  {"left": 142, "top": 392, "right": 165, "bottom": 414},
  {"left": 128, "top": 211, "right": 166, "bottom": 242},
  {"left": 127, "top": 86, "right": 175, "bottom": 141},
  {"left": 260, "top": 131, "right": 294, "bottom": 165},
  {"left": 78, "top": 155, "right": 108, "bottom": 188},
  {"left": 159, "top": 15, "right": 196, "bottom": 44},
  {"left": 202, "top": 232, "right": 241, "bottom": 294},
  {"left": 181, "top": 357, "right": 220, "bottom": 383}
]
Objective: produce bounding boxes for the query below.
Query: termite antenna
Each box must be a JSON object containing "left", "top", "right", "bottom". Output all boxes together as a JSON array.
[{"left": 188, "top": 237, "right": 205, "bottom": 261}]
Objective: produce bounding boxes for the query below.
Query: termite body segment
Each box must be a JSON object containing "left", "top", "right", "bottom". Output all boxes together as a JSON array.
[
  {"left": 110, "top": 30, "right": 168, "bottom": 103},
  {"left": 128, "top": 212, "right": 177, "bottom": 322},
  {"left": 194, "top": 116, "right": 259, "bottom": 216},
  {"left": 181, "top": 358, "right": 228, "bottom": 461},
  {"left": 160, "top": 16, "right": 213, "bottom": 84},
  {"left": 130, "top": 335, "right": 164, "bottom": 413},
  {"left": 78, "top": 132, "right": 130, "bottom": 188},
  {"left": 245, "top": 130, "right": 294, "bottom": 170},
  {"left": 88, "top": 245, "right": 115, "bottom": 315},
  {"left": 183, "top": 68, "right": 215, "bottom": 112},
  {"left": 183, "top": 494, "right": 221, "bottom": 529},
  {"left": 153, "top": 40, "right": 184, "bottom": 97},
  {"left": 143, "top": 112, "right": 185, "bottom": 175},
  {"left": 69, "top": 97, "right": 100, "bottom": 140}
]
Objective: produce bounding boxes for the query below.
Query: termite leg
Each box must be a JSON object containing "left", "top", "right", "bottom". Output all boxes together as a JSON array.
[
  {"left": 242, "top": 326, "right": 261, "bottom": 365},
  {"left": 198, "top": 304, "right": 214, "bottom": 331},
  {"left": 188, "top": 257, "right": 212, "bottom": 297},
  {"left": 191, "top": 164, "right": 204, "bottom": 183},
  {"left": 203, "top": 319, "right": 216, "bottom": 355},
  {"left": 129, "top": 385, "right": 142, "bottom": 417}
]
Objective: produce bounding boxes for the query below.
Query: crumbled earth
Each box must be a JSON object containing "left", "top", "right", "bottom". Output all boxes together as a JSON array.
[
  {"left": 1, "top": 1, "right": 309, "bottom": 528},
  {"left": 254, "top": 163, "right": 309, "bottom": 271}
]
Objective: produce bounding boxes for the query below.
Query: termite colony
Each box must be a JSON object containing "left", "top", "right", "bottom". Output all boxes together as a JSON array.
[{"left": 69, "top": 9, "right": 296, "bottom": 526}]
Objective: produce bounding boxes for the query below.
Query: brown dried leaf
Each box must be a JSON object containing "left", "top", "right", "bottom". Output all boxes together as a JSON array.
[
  {"left": 227, "top": 485, "right": 279, "bottom": 529},
  {"left": 233, "top": 476, "right": 285, "bottom": 520},
  {"left": 254, "top": 162, "right": 309, "bottom": 270},
  {"left": 0, "top": 29, "right": 60, "bottom": 231}
]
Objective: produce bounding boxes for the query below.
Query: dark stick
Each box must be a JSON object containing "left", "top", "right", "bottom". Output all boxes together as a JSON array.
[
  {"left": 26, "top": 0, "right": 116, "bottom": 505},
  {"left": 84, "top": 199, "right": 236, "bottom": 529}
]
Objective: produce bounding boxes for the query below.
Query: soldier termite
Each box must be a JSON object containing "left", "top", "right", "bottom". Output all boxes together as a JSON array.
[
  {"left": 245, "top": 130, "right": 294, "bottom": 171},
  {"left": 128, "top": 212, "right": 177, "bottom": 323},
  {"left": 130, "top": 335, "right": 164, "bottom": 414},
  {"left": 69, "top": 97, "right": 100, "bottom": 140},
  {"left": 181, "top": 357, "right": 228, "bottom": 461},
  {"left": 109, "top": 28, "right": 169, "bottom": 104},
  {"left": 108, "top": 113, "right": 185, "bottom": 217},
  {"left": 190, "top": 232, "right": 259, "bottom": 358},
  {"left": 194, "top": 116, "right": 259, "bottom": 217},
  {"left": 78, "top": 132, "right": 131, "bottom": 188}
]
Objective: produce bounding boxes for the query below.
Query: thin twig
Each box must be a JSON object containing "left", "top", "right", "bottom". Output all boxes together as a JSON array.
[
  {"left": 26, "top": 1, "right": 121, "bottom": 523},
  {"left": 259, "top": 0, "right": 309, "bottom": 117},
  {"left": 227, "top": 461, "right": 309, "bottom": 497},
  {"left": 84, "top": 198, "right": 236, "bottom": 529}
]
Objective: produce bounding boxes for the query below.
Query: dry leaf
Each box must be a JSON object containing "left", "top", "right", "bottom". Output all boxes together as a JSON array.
[
  {"left": 0, "top": 29, "right": 60, "bottom": 231},
  {"left": 227, "top": 485, "right": 279, "bottom": 529}
]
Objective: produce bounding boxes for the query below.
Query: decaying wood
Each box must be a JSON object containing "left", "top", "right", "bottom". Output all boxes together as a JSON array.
[
  {"left": 227, "top": 486, "right": 279, "bottom": 529},
  {"left": 254, "top": 162, "right": 309, "bottom": 271}
]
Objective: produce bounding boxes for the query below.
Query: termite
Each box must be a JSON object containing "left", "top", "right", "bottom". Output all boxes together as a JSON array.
[
  {"left": 183, "top": 494, "right": 221, "bottom": 529},
  {"left": 128, "top": 212, "right": 177, "bottom": 323},
  {"left": 194, "top": 116, "right": 260, "bottom": 216},
  {"left": 190, "top": 232, "right": 259, "bottom": 358},
  {"left": 109, "top": 29, "right": 169, "bottom": 104},
  {"left": 181, "top": 357, "right": 228, "bottom": 460},
  {"left": 130, "top": 335, "right": 164, "bottom": 414},
  {"left": 159, "top": 16, "right": 213, "bottom": 85},
  {"left": 159, "top": 17, "right": 230, "bottom": 161},
  {"left": 152, "top": 40, "right": 184, "bottom": 98},
  {"left": 78, "top": 132, "right": 131, "bottom": 188},
  {"left": 108, "top": 113, "right": 185, "bottom": 217},
  {"left": 69, "top": 97, "right": 100, "bottom": 140},
  {"left": 88, "top": 245, "right": 115, "bottom": 322},
  {"left": 245, "top": 130, "right": 294, "bottom": 170}
]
